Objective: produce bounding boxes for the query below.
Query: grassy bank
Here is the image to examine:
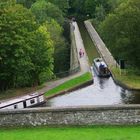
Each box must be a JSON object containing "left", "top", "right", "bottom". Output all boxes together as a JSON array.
[
  {"left": 111, "top": 67, "right": 140, "bottom": 90},
  {"left": 45, "top": 72, "right": 93, "bottom": 97},
  {"left": 0, "top": 126, "right": 140, "bottom": 140}
]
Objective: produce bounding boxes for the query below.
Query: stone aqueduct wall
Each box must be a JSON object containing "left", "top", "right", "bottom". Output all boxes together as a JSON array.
[
  {"left": 84, "top": 20, "right": 117, "bottom": 68},
  {"left": 70, "top": 22, "right": 80, "bottom": 74},
  {"left": 0, "top": 105, "right": 140, "bottom": 127}
]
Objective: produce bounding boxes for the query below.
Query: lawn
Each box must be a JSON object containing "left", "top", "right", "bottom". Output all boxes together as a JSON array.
[
  {"left": 45, "top": 72, "right": 93, "bottom": 97},
  {"left": 0, "top": 126, "right": 140, "bottom": 140}
]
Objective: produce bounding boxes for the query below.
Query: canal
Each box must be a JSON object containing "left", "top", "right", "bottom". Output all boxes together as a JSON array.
[{"left": 46, "top": 22, "right": 140, "bottom": 107}]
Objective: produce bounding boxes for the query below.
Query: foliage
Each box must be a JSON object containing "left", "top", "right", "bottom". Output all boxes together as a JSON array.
[
  {"left": 29, "top": 24, "right": 54, "bottom": 86},
  {"left": 68, "top": 0, "right": 111, "bottom": 20},
  {"left": 31, "top": 0, "right": 64, "bottom": 25},
  {"left": 48, "top": 0, "right": 69, "bottom": 15},
  {"left": 16, "top": 0, "right": 36, "bottom": 8},
  {"left": 85, "top": 0, "right": 97, "bottom": 18},
  {"left": 68, "top": 0, "right": 86, "bottom": 19},
  {"left": 99, "top": 0, "right": 140, "bottom": 69},
  {"left": 31, "top": 0, "right": 70, "bottom": 75},
  {"left": 0, "top": 0, "right": 54, "bottom": 90}
]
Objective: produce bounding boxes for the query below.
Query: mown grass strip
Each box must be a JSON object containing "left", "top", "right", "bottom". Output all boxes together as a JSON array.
[
  {"left": 0, "top": 126, "right": 140, "bottom": 140},
  {"left": 45, "top": 72, "right": 93, "bottom": 97},
  {"left": 111, "top": 67, "right": 140, "bottom": 89}
]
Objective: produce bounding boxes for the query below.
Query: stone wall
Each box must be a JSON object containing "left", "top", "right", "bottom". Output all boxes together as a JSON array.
[
  {"left": 70, "top": 22, "right": 80, "bottom": 74},
  {"left": 84, "top": 20, "right": 117, "bottom": 68},
  {"left": 0, "top": 105, "right": 140, "bottom": 127}
]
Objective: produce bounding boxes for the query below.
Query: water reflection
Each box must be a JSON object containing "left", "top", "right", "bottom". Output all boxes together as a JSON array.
[{"left": 46, "top": 73, "right": 140, "bottom": 107}]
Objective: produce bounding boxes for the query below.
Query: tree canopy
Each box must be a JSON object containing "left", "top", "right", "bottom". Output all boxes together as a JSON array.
[
  {"left": 0, "top": 0, "right": 54, "bottom": 90},
  {"left": 99, "top": 0, "right": 140, "bottom": 69},
  {"left": 31, "top": 0, "right": 64, "bottom": 25}
]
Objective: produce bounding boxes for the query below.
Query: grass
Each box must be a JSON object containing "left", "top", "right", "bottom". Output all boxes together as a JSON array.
[
  {"left": 111, "top": 67, "right": 140, "bottom": 89},
  {"left": 45, "top": 72, "right": 93, "bottom": 97},
  {"left": 0, "top": 126, "right": 140, "bottom": 140}
]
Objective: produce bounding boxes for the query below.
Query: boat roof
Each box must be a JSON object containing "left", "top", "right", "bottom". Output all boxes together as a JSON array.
[
  {"left": 94, "top": 58, "right": 108, "bottom": 67},
  {"left": 0, "top": 92, "right": 43, "bottom": 109}
]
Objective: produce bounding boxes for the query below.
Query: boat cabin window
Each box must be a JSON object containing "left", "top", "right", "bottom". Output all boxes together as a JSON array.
[
  {"left": 30, "top": 99, "right": 35, "bottom": 104},
  {"left": 14, "top": 104, "right": 18, "bottom": 109}
]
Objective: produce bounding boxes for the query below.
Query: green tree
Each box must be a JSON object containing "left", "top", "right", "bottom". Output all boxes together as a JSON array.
[
  {"left": 48, "top": 0, "right": 69, "bottom": 15},
  {"left": 0, "top": 1, "right": 37, "bottom": 89},
  {"left": 85, "top": 0, "right": 97, "bottom": 18},
  {"left": 69, "top": 0, "right": 86, "bottom": 19},
  {"left": 99, "top": 0, "right": 140, "bottom": 69},
  {"left": 31, "top": 0, "right": 64, "bottom": 25},
  {"left": 30, "top": 24, "right": 54, "bottom": 86},
  {"left": 0, "top": 0, "right": 55, "bottom": 90},
  {"left": 45, "top": 19, "right": 70, "bottom": 75},
  {"left": 16, "top": 0, "right": 36, "bottom": 8}
]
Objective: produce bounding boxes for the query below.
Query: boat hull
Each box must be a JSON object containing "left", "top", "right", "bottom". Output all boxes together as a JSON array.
[{"left": 93, "top": 58, "right": 111, "bottom": 78}]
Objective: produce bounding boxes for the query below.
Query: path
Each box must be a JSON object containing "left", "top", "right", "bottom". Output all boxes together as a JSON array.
[{"left": 38, "top": 21, "right": 90, "bottom": 94}]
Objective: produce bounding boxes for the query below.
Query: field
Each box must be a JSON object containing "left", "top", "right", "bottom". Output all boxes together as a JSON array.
[{"left": 0, "top": 126, "right": 140, "bottom": 140}]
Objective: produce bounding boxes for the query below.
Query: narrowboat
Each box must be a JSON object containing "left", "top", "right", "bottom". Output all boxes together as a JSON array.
[
  {"left": 0, "top": 92, "right": 46, "bottom": 110},
  {"left": 93, "top": 58, "right": 111, "bottom": 77}
]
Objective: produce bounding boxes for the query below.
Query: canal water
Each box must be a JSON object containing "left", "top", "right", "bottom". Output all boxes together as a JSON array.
[{"left": 46, "top": 23, "right": 140, "bottom": 107}]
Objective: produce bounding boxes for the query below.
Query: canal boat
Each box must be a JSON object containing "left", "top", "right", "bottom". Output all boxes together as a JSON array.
[
  {"left": 93, "top": 57, "right": 111, "bottom": 77},
  {"left": 0, "top": 92, "right": 46, "bottom": 110}
]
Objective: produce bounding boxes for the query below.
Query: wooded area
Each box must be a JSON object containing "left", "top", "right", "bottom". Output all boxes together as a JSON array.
[
  {"left": 0, "top": 0, "right": 70, "bottom": 91},
  {"left": 0, "top": 0, "right": 139, "bottom": 91},
  {"left": 69, "top": 0, "right": 140, "bottom": 72}
]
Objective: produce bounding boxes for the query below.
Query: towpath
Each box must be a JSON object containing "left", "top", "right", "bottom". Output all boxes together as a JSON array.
[{"left": 38, "top": 21, "right": 90, "bottom": 94}]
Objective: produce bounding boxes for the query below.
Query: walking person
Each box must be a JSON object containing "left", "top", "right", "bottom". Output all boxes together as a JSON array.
[
  {"left": 79, "top": 50, "right": 82, "bottom": 58},
  {"left": 82, "top": 50, "right": 84, "bottom": 56}
]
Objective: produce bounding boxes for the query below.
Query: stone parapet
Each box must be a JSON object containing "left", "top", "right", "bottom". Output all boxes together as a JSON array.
[
  {"left": 0, "top": 105, "right": 140, "bottom": 127},
  {"left": 84, "top": 20, "right": 117, "bottom": 68},
  {"left": 70, "top": 22, "right": 80, "bottom": 74}
]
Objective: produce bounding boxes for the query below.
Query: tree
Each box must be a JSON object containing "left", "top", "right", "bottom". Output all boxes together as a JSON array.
[
  {"left": 99, "top": 0, "right": 140, "bottom": 69},
  {"left": 31, "top": 0, "right": 64, "bottom": 25},
  {"left": 30, "top": 24, "right": 54, "bottom": 85},
  {"left": 16, "top": 0, "right": 36, "bottom": 8},
  {"left": 69, "top": 0, "right": 86, "bottom": 19},
  {"left": 0, "top": 1, "right": 37, "bottom": 89},
  {"left": 44, "top": 19, "right": 70, "bottom": 75},
  {"left": 0, "top": 0, "right": 54, "bottom": 90},
  {"left": 48, "top": 0, "right": 69, "bottom": 15},
  {"left": 85, "top": 0, "right": 97, "bottom": 18},
  {"left": 95, "top": 5, "right": 106, "bottom": 22}
]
